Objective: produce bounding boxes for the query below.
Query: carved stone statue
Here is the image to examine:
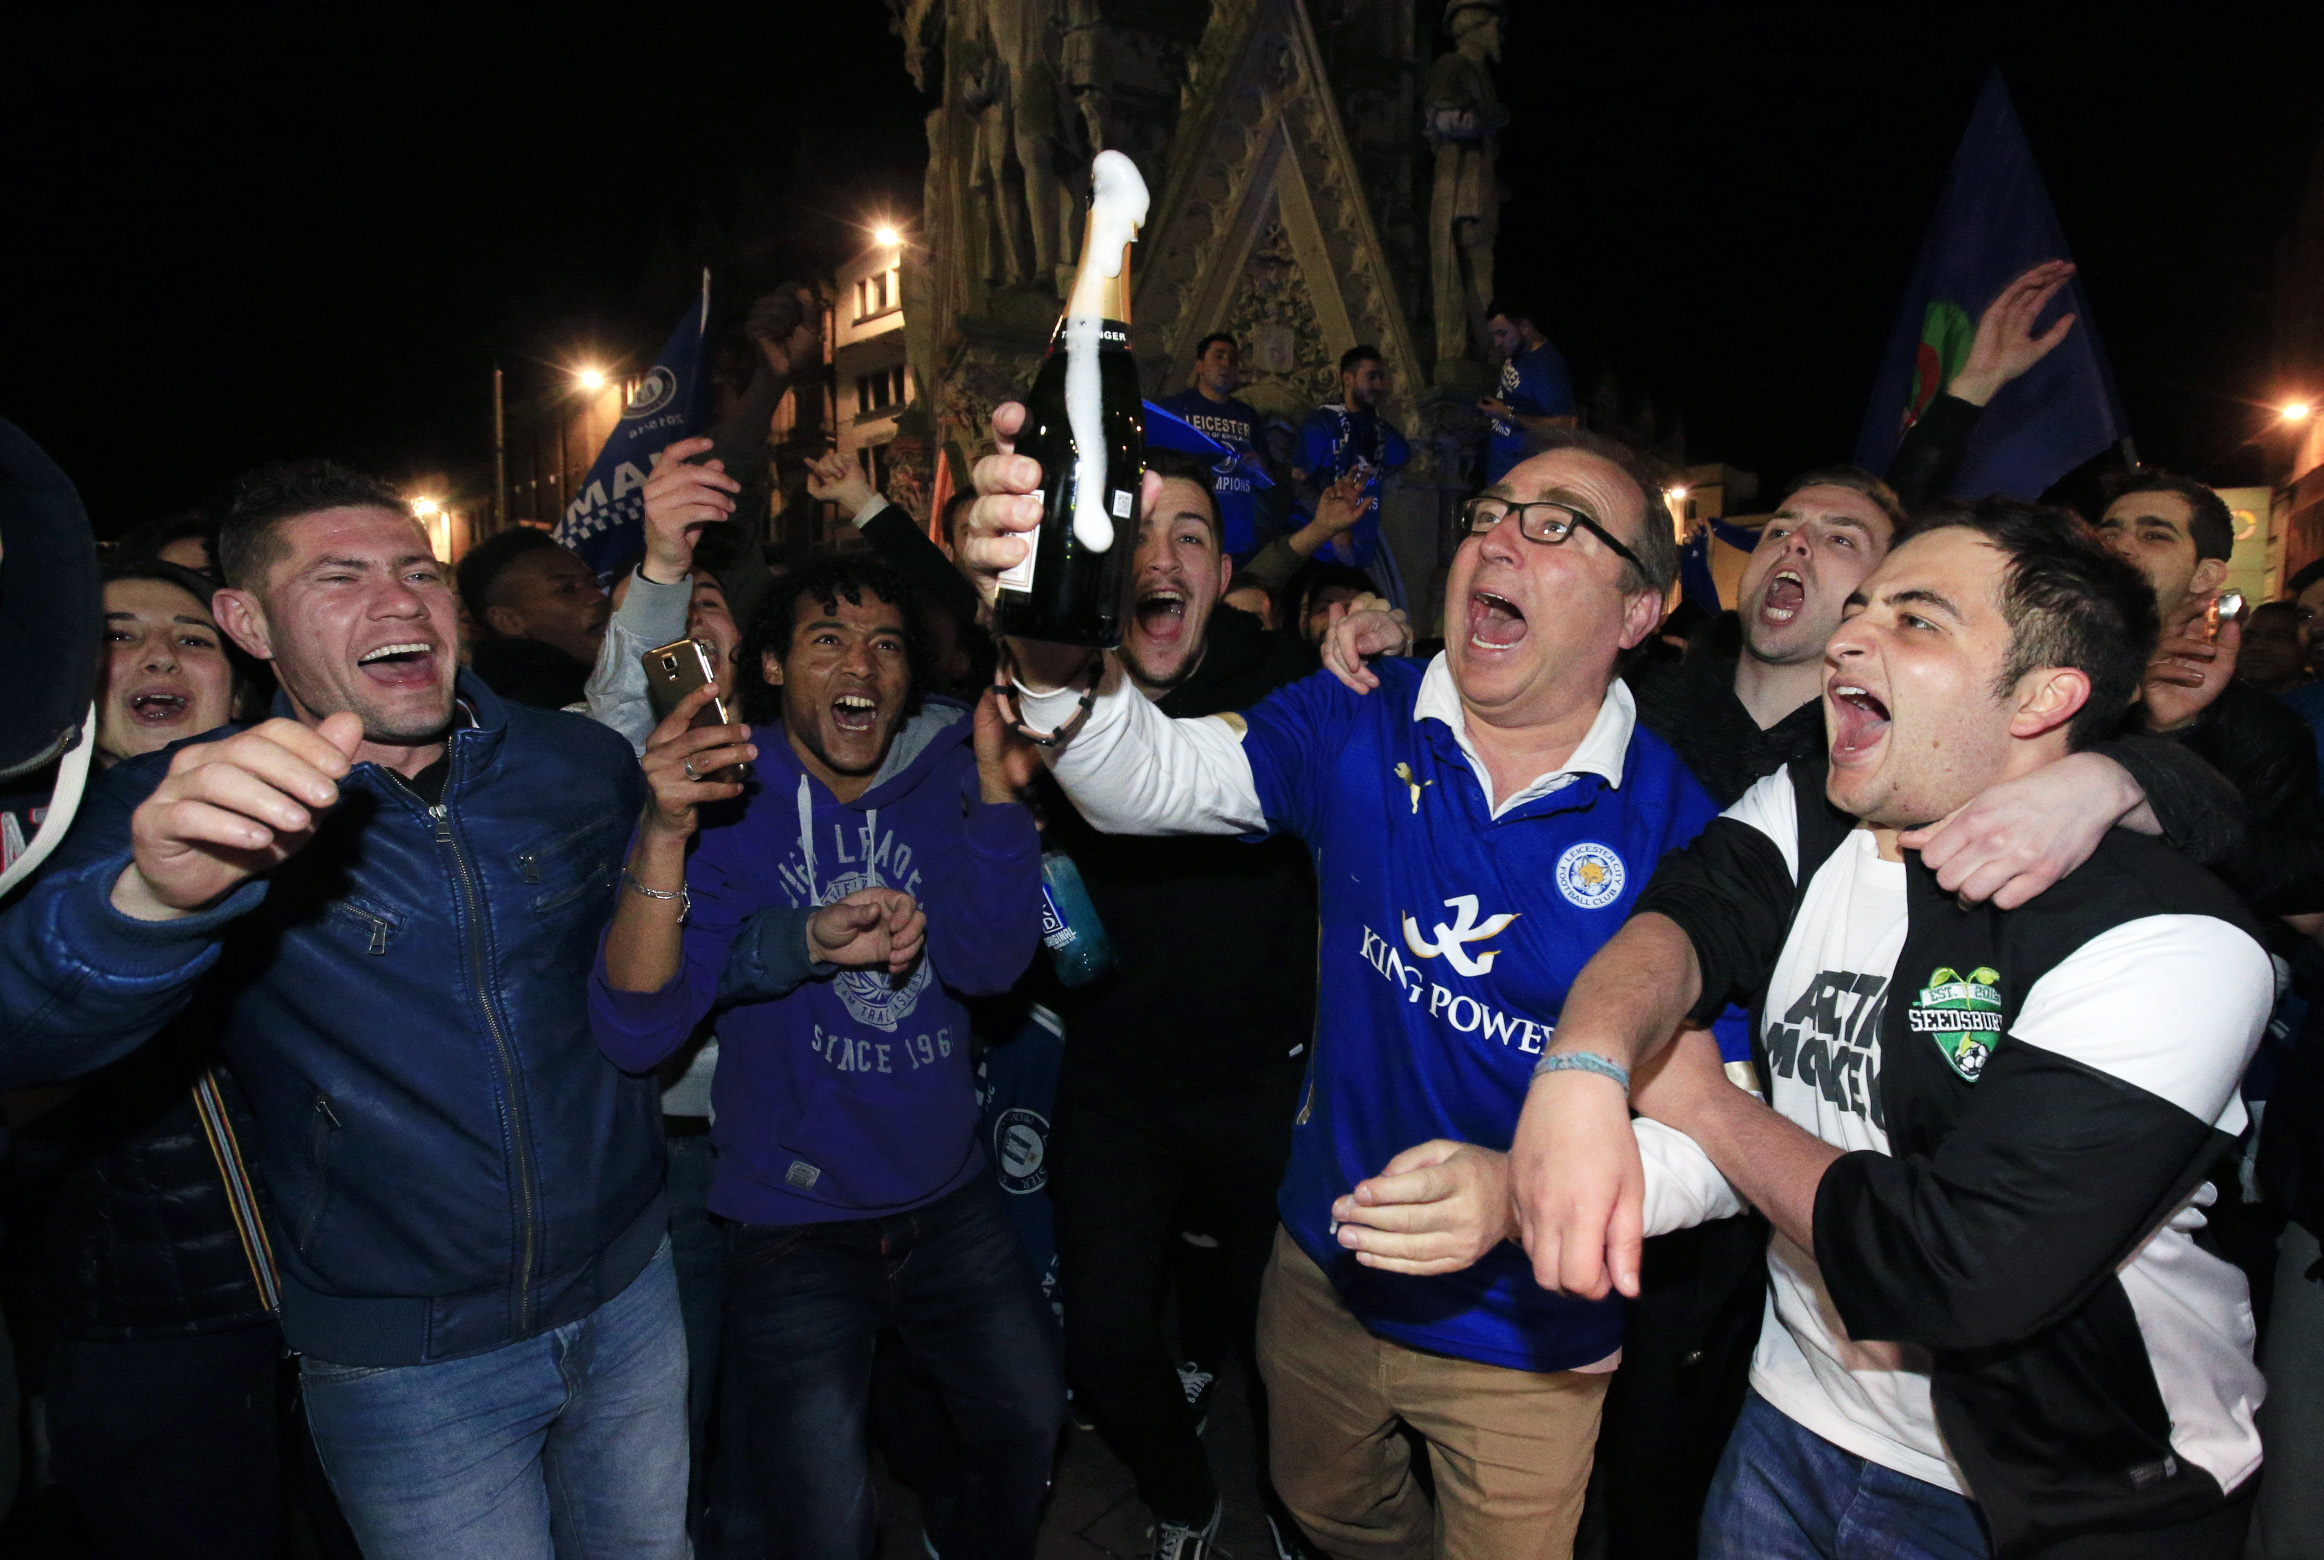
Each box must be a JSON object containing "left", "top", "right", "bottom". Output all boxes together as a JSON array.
[
  {"left": 1425, "top": 0, "right": 1507, "bottom": 382},
  {"left": 1059, "top": 0, "right": 1107, "bottom": 157},
  {"left": 961, "top": 0, "right": 1070, "bottom": 291}
]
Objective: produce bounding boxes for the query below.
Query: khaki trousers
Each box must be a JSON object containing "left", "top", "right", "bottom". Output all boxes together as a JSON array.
[{"left": 1256, "top": 1226, "right": 1606, "bottom": 1560}]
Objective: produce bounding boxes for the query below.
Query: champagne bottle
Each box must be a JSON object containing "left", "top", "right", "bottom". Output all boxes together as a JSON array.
[{"left": 995, "top": 150, "right": 1150, "bottom": 647}]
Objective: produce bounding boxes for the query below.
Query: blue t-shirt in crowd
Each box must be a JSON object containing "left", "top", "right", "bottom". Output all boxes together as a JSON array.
[
  {"left": 1486, "top": 341, "right": 1577, "bottom": 483},
  {"left": 1294, "top": 403, "right": 1410, "bottom": 573},
  {"left": 1156, "top": 387, "right": 1265, "bottom": 556},
  {"left": 1234, "top": 655, "right": 1721, "bottom": 1372}
]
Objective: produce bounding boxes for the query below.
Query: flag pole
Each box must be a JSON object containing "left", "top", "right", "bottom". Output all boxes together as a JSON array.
[{"left": 492, "top": 365, "right": 507, "bottom": 534}]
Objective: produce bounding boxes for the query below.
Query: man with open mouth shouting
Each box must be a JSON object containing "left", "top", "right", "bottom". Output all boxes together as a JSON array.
[
  {"left": 93, "top": 558, "right": 243, "bottom": 767},
  {"left": 1, "top": 459, "right": 689, "bottom": 1558},
  {"left": 592, "top": 554, "right": 1058, "bottom": 1560},
  {"left": 1033, "top": 446, "right": 1323, "bottom": 1560},
  {"left": 1509, "top": 504, "right": 2268, "bottom": 1559},
  {"left": 961, "top": 409, "right": 1721, "bottom": 1559}
]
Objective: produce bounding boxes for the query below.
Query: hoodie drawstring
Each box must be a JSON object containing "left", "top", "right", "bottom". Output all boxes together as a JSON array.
[{"left": 796, "top": 774, "right": 821, "bottom": 906}]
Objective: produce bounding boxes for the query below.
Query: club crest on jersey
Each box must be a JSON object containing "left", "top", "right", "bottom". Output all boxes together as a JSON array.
[
  {"left": 993, "top": 1107, "right": 1050, "bottom": 1194},
  {"left": 1909, "top": 965, "right": 2003, "bottom": 1081},
  {"left": 1554, "top": 842, "right": 1626, "bottom": 910}
]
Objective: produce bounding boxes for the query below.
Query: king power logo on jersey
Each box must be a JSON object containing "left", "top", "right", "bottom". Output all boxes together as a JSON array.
[
  {"left": 1361, "top": 897, "right": 1553, "bottom": 1057},
  {"left": 1908, "top": 965, "right": 2004, "bottom": 1081},
  {"left": 1400, "top": 894, "right": 1519, "bottom": 976}
]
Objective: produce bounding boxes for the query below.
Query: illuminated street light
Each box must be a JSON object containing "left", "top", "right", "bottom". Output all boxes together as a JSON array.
[
  {"left": 874, "top": 224, "right": 902, "bottom": 248},
  {"left": 2285, "top": 402, "right": 2314, "bottom": 424},
  {"left": 409, "top": 496, "right": 442, "bottom": 519},
  {"left": 576, "top": 367, "right": 607, "bottom": 393}
]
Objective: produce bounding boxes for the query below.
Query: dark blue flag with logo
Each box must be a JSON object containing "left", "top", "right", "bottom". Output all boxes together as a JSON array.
[
  {"left": 555, "top": 271, "right": 711, "bottom": 579},
  {"left": 1142, "top": 398, "right": 1273, "bottom": 554},
  {"left": 1854, "top": 71, "right": 2128, "bottom": 499}
]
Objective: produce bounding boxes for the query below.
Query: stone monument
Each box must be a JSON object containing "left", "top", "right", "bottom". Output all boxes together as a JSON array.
[
  {"left": 888, "top": 0, "right": 1510, "bottom": 632},
  {"left": 1423, "top": 0, "right": 1505, "bottom": 391}
]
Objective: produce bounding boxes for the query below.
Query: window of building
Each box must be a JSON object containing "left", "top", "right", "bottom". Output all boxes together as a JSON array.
[
  {"left": 854, "top": 365, "right": 910, "bottom": 420},
  {"left": 852, "top": 267, "right": 898, "bottom": 323}
]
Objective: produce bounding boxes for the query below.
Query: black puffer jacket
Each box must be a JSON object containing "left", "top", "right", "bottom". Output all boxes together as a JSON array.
[
  {"left": 45, "top": 1022, "right": 272, "bottom": 1339},
  {"left": 2163, "top": 679, "right": 2324, "bottom": 916}
]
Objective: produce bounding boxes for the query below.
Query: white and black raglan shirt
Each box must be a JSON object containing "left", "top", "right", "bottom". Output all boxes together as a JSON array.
[{"left": 1634, "top": 761, "right": 2272, "bottom": 1534}]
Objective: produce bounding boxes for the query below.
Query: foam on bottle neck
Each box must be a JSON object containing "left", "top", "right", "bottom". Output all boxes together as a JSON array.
[
  {"left": 1063, "top": 151, "right": 1149, "bottom": 553},
  {"left": 1067, "top": 151, "right": 1148, "bottom": 317}
]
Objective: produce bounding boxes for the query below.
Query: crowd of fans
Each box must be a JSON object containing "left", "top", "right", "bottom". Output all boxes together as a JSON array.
[{"left": 0, "top": 259, "right": 2318, "bottom": 1560}]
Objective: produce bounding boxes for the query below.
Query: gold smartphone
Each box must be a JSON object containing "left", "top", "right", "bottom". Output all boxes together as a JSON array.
[{"left": 642, "top": 638, "right": 745, "bottom": 783}]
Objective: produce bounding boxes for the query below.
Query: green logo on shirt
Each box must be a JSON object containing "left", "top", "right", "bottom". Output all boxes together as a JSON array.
[{"left": 1907, "top": 965, "right": 2003, "bottom": 1081}]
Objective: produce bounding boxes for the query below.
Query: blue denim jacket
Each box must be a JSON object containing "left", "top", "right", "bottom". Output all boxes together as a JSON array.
[{"left": 0, "top": 672, "right": 662, "bottom": 1365}]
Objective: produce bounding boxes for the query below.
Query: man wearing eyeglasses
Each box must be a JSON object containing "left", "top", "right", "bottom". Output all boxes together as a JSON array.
[{"left": 958, "top": 414, "right": 1718, "bottom": 1559}]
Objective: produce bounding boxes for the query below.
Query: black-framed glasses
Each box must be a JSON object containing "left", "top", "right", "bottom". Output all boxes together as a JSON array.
[{"left": 1460, "top": 496, "right": 1646, "bottom": 573}]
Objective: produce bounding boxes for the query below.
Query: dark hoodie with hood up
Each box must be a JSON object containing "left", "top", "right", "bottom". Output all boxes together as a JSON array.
[{"left": 590, "top": 696, "right": 1043, "bottom": 1225}]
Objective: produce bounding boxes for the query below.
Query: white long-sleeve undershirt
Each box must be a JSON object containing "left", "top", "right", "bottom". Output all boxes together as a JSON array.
[{"left": 1016, "top": 672, "right": 1268, "bottom": 836}]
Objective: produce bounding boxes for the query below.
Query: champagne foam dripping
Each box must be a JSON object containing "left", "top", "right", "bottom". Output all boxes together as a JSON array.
[{"left": 1064, "top": 151, "right": 1148, "bottom": 554}]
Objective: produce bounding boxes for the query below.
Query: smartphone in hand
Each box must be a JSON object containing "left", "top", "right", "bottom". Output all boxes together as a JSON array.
[{"left": 643, "top": 638, "right": 747, "bottom": 783}]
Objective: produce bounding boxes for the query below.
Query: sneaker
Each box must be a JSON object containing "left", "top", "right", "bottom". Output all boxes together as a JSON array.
[
  {"left": 1151, "top": 1497, "right": 1223, "bottom": 1560},
  {"left": 1265, "top": 1509, "right": 1326, "bottom": 1560},
  {"left": 1176, "top": 1359, "right": 1217, "bottom": 1436}
]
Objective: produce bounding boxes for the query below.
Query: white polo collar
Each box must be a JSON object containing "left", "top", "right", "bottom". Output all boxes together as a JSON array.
[{"left": 1411, "top": 652, "right": 1635, "bottom": 818}]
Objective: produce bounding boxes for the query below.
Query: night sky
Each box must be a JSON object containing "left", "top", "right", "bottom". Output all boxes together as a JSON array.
[{"left": 7, "top": 3, "right": 2319, "bottom": 535}]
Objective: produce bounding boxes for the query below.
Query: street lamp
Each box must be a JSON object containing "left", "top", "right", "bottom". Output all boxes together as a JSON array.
[
  {"left": 874, "top": 224, "right": 901, "bottom": 248},
  {"left": 576, "top": 367, "right": 607, "bottom": 393},
  {"left": 409, "top": 496, "right": 442, "bottom": 520},
  {"left": 2284, "top": 402, "right": 2314, "bottom": 425}
]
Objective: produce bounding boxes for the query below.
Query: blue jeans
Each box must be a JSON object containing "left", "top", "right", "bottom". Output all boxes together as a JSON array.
[
  {"left": 300, "top": 1237, "right": 690, "bottom": 1560},
  {"left": 723, "top": 1176, "right": 1064, "bottom": 1560},
  {"left": 1700, "top": 1391, "right": 1990, "bottom": 1560}
]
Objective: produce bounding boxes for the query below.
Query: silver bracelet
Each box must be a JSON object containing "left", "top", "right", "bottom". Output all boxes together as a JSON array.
[
  {"left": 622, "top": 870, "right": 690, "bottom": 920},
  {"left": 1532, "top": 1051, "right": 1631, "bottom": 1093}
]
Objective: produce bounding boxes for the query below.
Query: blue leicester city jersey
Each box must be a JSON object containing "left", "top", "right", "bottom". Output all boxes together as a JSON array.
[
  {"left": 1486, "top": 342, "right": 1577, "bottom": 484},
  {"left": 1235, "top": 657, "right": 1721, "bottom": 1372},
  {"left": 1293, "top": 405, "right": 1410, "bottom": 572}
]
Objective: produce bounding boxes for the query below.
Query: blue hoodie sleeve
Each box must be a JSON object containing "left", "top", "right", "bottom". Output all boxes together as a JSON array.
[
  {"left": 922, "top": 763, "right": 1042, "bottom": 998},
  {"left": 588, "top": 810, "right": 773, "bottom": 1074},
  {"left": 0, "top": 754, "right": 264, "bottom": 1088}
]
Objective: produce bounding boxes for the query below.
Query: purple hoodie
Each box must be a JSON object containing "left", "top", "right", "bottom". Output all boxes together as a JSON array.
[{"left": 590, "top": 697, "right": 1041, "bottom": 1224}]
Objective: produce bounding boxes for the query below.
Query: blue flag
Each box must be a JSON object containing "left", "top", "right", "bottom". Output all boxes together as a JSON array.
[
  {"left": 556, "top": 271, "right": 711, "bottom": 578},
  {"left": 1141, "top": 398, "right": 1273, "bottom": 554},
  {"left": 1854, "top": 72, "right": 2128, "bottom": 499}
]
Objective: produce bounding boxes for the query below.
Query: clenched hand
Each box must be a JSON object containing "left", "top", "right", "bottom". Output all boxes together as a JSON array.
[{"left": 113, "top": 713, "right": 363, "bottom": 921}]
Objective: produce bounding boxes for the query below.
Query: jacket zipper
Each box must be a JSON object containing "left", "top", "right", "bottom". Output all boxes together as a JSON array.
[{"left": 402, "top": 763, "right": 541, "bottom": 1336}]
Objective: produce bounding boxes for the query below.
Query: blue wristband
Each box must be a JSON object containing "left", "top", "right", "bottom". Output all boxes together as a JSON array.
[{"left": 1531, "top": 1051, "right": 1631, "bottom": 1093}]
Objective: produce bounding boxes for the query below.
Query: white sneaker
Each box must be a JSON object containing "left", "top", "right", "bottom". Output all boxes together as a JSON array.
[
  {"left": 1176, "top": 1359, "right": 1217, "bottom": 1436},
  {"left": 1151, "top": 1497, "right": 1223, "bottom": 1560}
]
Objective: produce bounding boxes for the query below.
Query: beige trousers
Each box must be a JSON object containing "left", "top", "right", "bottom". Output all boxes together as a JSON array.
[{"left": 1256, "top": 1227, "right": 1607, "bottom": 1560}]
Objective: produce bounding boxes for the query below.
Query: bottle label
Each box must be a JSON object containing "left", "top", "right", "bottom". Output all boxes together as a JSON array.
[
  {"left": 997, "top": 490, "right": 1042, "bottom": 595},
  {"left": 1038, "top": 882, "right": 1078, "bottom": 950},
  {"left": 1049, "top": 321, "right": 1131, "bottom": 349}
]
